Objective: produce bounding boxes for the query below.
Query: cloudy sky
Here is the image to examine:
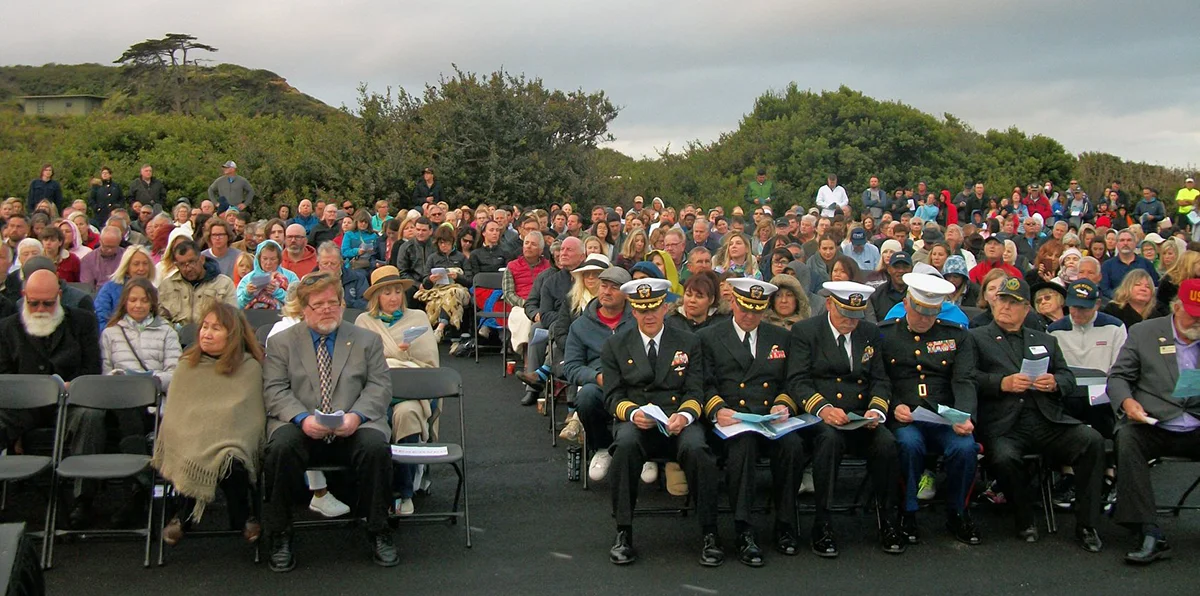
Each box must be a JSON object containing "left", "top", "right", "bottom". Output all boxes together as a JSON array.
[{"left": 4, "top": 1, "right": 1196, "bottom": 168}]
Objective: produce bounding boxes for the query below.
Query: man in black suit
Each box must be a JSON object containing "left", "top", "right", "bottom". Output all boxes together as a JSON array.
[
  {"left": 1106, "top": 278, "right": 1200, "bottom": 564},
  {"left": 602, "top": 278, "right": 723, "bottom": 567},
  {"left": 969, "top": 276, "right": 1103, "bottom": 552},
  {"left": 0, "top": 269, "right": 104, "bottom": 527},
  {"left": 879, "top": 273, "right": 981, "bottom": 546},
  {"left": 788, "top": 281, "right": 905, "bottom": 557},
  {"left": 699, "top": 278, "right": 804, "bottom": 566}
]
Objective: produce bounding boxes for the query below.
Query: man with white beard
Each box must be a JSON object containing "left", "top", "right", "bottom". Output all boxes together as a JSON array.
[{"left": 0, "top": 269, "right": 104, "bottom": 528}]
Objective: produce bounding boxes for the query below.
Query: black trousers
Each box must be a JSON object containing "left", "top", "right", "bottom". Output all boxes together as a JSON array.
[
  {"left": 262, "top": 425, "right": 393, "bottom": 534},
  {"left": 1114, "top": 423, "right": 1200, "bottom": 528},
  {"left": 610, "top": 422, "right": 717, "bottom": 528},
  {"left": 170, "top": 460, "right": 253, "bottom": 530},
  {"left": 0, "top": 405, "right": 109, "bottom": 500},
  {"left": 809, "top": 423, "right": 898, "bottom": 523},
  {"left": 986, "top": 408, "right": 1104, "bottom": 528},
  {"left": 724, "top": 432, "right": 804, "bottom": 529}
]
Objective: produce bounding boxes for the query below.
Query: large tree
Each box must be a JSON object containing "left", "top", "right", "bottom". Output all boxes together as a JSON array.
[{"left": 115, "top": 33, "right": 218, "bottom": 114}]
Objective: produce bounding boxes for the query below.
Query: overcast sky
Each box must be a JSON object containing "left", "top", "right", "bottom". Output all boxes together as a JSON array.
[{"left": 4, "top": 1, "right": 1196, "bottom": 169}]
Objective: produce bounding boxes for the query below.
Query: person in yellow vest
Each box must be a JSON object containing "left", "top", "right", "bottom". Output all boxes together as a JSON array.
[{"left": 1175, "top": 177, "right": 1199, "bottom": 241}]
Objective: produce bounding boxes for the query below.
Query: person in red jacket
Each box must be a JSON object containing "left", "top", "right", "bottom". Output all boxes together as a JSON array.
[
  {"left": 40, "top": 226, "right": 82, "bottom": 282},
  {"left": 969, "top": 236, "right": 1022, "bottom": 284},
  {"left": 939, "top": 190, "right": 958, "bottom": 227},
  {"left": 503, "top": 230, "right": 551, "bottom": 355},
  {"left": 1024, "top": 185, "right": 1052, "bottom": 222}
]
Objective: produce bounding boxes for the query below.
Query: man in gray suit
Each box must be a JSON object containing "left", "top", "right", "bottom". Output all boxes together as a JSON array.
[
  {"left": 1107, "top": 278, "right": 1200, "bottom": 565},
  {"left": 262, "top": 271, "right": 396, "bottom": 571}
]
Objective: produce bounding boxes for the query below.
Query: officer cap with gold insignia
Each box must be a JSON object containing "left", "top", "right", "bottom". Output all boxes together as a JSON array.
[
  {"left": 902, "top": 272, "right": 956, "bottom": 316},
  {"left": 621, "top": 278, "right": 672, "bottom": 310},
  {"left": 728, "top": 277, "right": 777, "bottom": 311},
  {"left": 996, "top": 276, "right": 1030, "bottom": 303},
  {"left": 823, "top": 281, "right": 874, "bottom": 320}
]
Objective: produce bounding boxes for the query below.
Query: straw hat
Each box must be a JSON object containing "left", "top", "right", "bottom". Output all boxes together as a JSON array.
[{"left": 363, "top": 265, "right": 414, "bottom": 301}]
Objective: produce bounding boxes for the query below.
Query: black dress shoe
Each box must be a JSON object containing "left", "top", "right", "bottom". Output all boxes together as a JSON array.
[
  {"left": 900, "top": 512, "right": 920, "bottom": 545},
  {"left": 879, "top": 521, "right": 906, "bottom": 555},
  {"left": 1125, "top": 534, "right": 1170, "bottom": 565},
  {"left": 516, "top": 371, "right": 546, "bottom": 392},
  {"left": 947, "top": 513, "right": 982, "bottom": 545},
  {"left": 774, "top": 527, "right": 799, "bottom": 556},
  {"left": 269, "top": 532, "right": 295, "bottom": 573},
  {"left": 110, "top": 488, "right": 148, "bottom": 528},
  {"left": 610, "top": 530, "right": 636, "bottom": 565},
  {"left": 735, "top": 531, "right": 764, "bottom": 567},
  {"left": 1075, "top": 527, "right": 1103, "bottom": 553},
  {"left": 372, "top": 531, "right": 400, "bottom": 567},
  {"left": 520, "top": 390, "right": 538, "bottom": 406},
  {"left": 700, "top": 533, "right": 725, "bottom": 567},
  {"left": 1017, "top": 524, "right": 1039, "bottom": 543},
  {"left": 811, "top": 523, "right": 838, "bottom": 558},
  {"left": 68, "top": 502, "right": 93, "bottom": 530}
]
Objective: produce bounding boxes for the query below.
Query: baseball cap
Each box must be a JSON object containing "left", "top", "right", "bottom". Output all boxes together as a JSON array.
[
  {"left": 889, "top": 252, "right": 913, "bottom": 267},
  {"left": 942, "top": 255, "right": 969, "bottom": 279},
  {"left": 1179, "top": 278, "right": 1200, "bottom": 317},
  {"left": 997, "top": 277, "right": 1031, "bottom": 303},
  {"left": 1065, "top": 279, "right": 1099, "bottom": 308},
  {"left": 850, "top": 228, "right": 867, "bottom": 246},
  {"left": 222, "top": 160, "right": 237, "bottom": 169}
]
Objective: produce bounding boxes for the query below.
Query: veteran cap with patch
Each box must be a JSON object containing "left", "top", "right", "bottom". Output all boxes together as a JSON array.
[
  {"left": 621, "top": 278, "right": 672, "bottom": 310},
  {"left": 729, "top": 277, "right": 778, "bottom": 311},
  {"left": 996, "top": 276, "right": 1030, "bottom": 303},
  {"left": 1065, "top": 279, "right": 1099, "bottom": 308},
  {"left": 823, "top": 281, "right": 875, "bottom": 320},
  {"left": 902, "top": 272, "right": 956, "bottom": 316}
]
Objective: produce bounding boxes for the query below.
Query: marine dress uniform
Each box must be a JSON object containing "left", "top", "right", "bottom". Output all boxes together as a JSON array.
[
  {"left": 602, "top": 278, "right": 723, "bottom": 567},
  {"left": 878, "top": 272, "right": 981, "bottom": 545},
  {"left": 787, "top": 281, "right": 904, "bottom": 557},
  {"left": 699, "top": 278, "right": 804, "bottom": 565}
]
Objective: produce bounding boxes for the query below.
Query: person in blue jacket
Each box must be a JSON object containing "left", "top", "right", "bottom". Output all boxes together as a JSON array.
[{"left": 236, "top": 240, "right": 298, "bottom": 309}]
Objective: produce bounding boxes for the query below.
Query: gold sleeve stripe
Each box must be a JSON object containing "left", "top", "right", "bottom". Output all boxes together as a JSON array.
[
  {"left": 803, "top": 393, "right": 825, "bottom": 412},
  {"left": 705, "top": 396, "right": 725, "bottom": 416},
  {"left": 775, "top": 394, "right": 798, "bottom": 411},
  {"left": 616, "top": 401, "right": 636, "bottom": 421},
  {"left": 869, "top": 396, "right": 889, "bottom": 411},
  {"left": 680, "top": 399, "right": 702, "bottom": 417}
]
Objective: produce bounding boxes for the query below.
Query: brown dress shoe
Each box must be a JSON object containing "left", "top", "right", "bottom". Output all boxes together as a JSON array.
[
  {"left": 163, "top": 517, "right": 184, "bottom": 546},
  {"left": 243, "top": 518, "right": 262, "bottom": 544}
]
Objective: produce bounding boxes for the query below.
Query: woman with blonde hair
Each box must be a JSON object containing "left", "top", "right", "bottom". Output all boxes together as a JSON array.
[
  {"left": 752, "top": 217, "right": 776, "bottom": 256},
  {"left": 1153, "top": 248, "right": 1200, "bottom": 317},
  {"left": 615, "top": 229, "right": 648, "bottom": 271},
  {"left": 355, "top": 266, "right": 440, "bottom": 516},
  {"left": 712, "top": 232, "right": 760, "bottom": 279},
  {"left": 155, "top": 228, "right": 194, "bottom": 285},
  {"left": 1102, "top": 269, "right": 1156, "bottom": 328},
  {"left": 154, "top": 302, "right": 265, "bottom": 546},
  {"left": 96, "top": 245, "right": 157, "bottom": 330}
]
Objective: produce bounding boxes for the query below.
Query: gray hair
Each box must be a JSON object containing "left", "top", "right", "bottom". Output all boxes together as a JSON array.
[
  {"left": 525, "top": 230, "right": 545, "bottom": 250},
  {"left": 801, "top": 214, "right": 817, "bottom": 226},
  {"left": 688, "top": 246, "right": 711, "bottom": 259},
  {"left": 1080, "top": 256, "right": 1101, "bottom": 270},
  {"left": 316, "top": 241, "right": 342, "bottom": 260}
]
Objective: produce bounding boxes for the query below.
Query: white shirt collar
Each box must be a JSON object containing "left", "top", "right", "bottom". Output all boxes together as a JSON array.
[{"left": 640, "top": 326, "right": 665, "bottom": 353}]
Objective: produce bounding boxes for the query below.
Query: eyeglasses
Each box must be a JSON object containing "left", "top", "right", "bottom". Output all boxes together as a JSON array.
[
  {"left": 1035, "top": 295, "right": 1058, "bottom": 303},
  {"left": 285, "top": 234, "right": 307, "bottom": 240},
  {"left": 306, "top": 300, "right": 342, "bottom": 312},
  {"left": 301, "top": 272, "right": 334, "bottom": 285},
  {"left": 26, "top": 299, "right": 56, "bottom": 308},
  {"left": 209, "top": 233, "right": 228, "bottom": 238}
]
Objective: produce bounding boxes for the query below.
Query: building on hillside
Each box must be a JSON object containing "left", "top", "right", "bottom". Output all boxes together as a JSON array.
[{"left": 20, "top": 95, "right": 107, "bottom": 116}]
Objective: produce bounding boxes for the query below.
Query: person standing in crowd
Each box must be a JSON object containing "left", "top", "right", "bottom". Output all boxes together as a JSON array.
[
  {"left": 815, "top": 174, "right": 848, "bottom": 219},
  {"left": 745, "top": 168, "right": 775, "bottom": 207},
  {"left": 702, "top": 278, "right": 805, "bottom": 566},
  {"left": 1132, "top": 187, "right": 1166, "bottom": 230},
  {"left": 970, "top": 277, "right": 1103, "bottom": 551},
  {"left": 158, "top": 240, "right": 238, "bottom": 327},
  {"left": 1100, "top": 230, "right": 1159, "bottom": 299},
  {"left": 862, "top": 176, "right": 888, "bottom": 220},
  {"left": 788, "top": 281, "right": 904, "bottom": 557},
  {"left": 128, "top": 164, "right": 167, "bottom": 209},
  {"left": 79, "top": 226, "right": 127, "bottom": 291},
  {"left": 602, "top": 278, "right": 723, "bottom": 566},
  {"left": 413, "top": 167, "right": 442, "bottom": 208},
  {"left": 89, "top": 166, "right": 124, "bottom": 226},
  {"left": 208, "top": 161, "right": 255, "bottom": 212},
  {"left": 1106, "top": 279, "right": 1200, "bottom": 565},
  {"left": 879, "top": 273, "right": 981, "bottom": 546},
  {"left": 0, "top": 269, "right": 104, "bottom": 528},
  {"left": 27, "top": 163, "right": 63, "bottom": 212},
  {"left": 354, "top": 266, "right": 439, "bottom": 516},
  {"left": 154, "top": 302, "right": 264, "bottom": 546}
]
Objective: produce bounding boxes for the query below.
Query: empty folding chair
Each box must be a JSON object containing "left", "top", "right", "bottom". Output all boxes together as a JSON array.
[{"left": 0, "top": 375, "right": 63, "bottom": 567}]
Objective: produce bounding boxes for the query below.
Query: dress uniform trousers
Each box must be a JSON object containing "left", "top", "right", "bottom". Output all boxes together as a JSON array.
[
  {"left": 810, "top": 423, "right": 899, "bottom": 522},
  {"left": 895, "top": 422, "right": 978, "bottom": 513},
  {"left": 724, "top": 432, "right": 804, "bottom": 528},
  {"left": 610, "top": 421, "right": 717, "bottom": 528}
]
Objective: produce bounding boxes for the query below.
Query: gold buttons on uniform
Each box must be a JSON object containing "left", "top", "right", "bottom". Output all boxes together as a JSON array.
[
  {"left": 836, "top": 378, "right": 842, "bottom": 383},
  {"left": 763, "top": 401, "right": 769, "bottom": 406},
  {"left": 739, "top": 400, "right": 746, "bottom": 406},
  {"left": 914, "top": 350, "right": 920, "bottom": 356},
  {"left": 763, "top": 382, "right": 769, "bottom": 388},
  {"left": 920, "top": 374, "right": 926, "bottom": 380},
  {"left": 627, "top": 359, "right": 634, "bottom": 365},
  {"left": 858, "top": 394, "right": 863, "bottom": 399},
  {"left": 941, "top": 360, "right": 947, "bottom": 366},
  {"left": 836, "top": 393, "right": 843, "bottom": 399},
  {"left": 858, "top": 379, "right": 864, "bottom": 385},
  {"left": 739, "top": 383, "right": 745, "bottom": 388},
  {"left": 916, "top": 364, "right": 922, "bottom": 371},
  {"left": 914, "top": 336, "right": 921, "bottom": 341},
  {"left": 671, "top": 396, "right": 677, "bottom": 402},
  {"left": 891, "top": 359, "right": 896, "bottom": 364}
]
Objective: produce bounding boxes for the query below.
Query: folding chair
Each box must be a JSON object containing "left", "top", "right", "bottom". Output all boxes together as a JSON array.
[
  {"left": 342, "top": 308, "right": 365, "bottom": 323},
  {"left": 1154, "top": 456, "right": 1200, "bottom": 516},
  {"left": 176, "top": 323, "right": 197, "bottom": 349},
  {"left": 0, "top": 375, "right": 63, "bottom": 568},
  {"left": 155, "top": 478, "right": 263, "bottom": 566},
  {"left": 1025, "top": 453, "right": 1058, "bottom": 534},
  {"left": 243, "top": 308, "right": 282, "bottom": 330},
  {"left": 255, "top": 324, "right": 274, "bottom": 351},
  {"left": 470, "top": 272, "right": 507, "bottom": 367},
  {"left": 388, "top": 368, "right": 471, "bottom": 547},
  {"left": 44, "top": 375, "right": 160, "bottom": 568},
  {"left": 65, "top": 282, "right": 96, "bottom": 297}
]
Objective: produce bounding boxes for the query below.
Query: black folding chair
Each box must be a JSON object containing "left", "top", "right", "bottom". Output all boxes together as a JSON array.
[
  {"left": 342, "top": 308, "right": 365, "bottom": 323},
  {"left": 255, "top": 324, "right": 274, "bottom": 351},
  {"left": 243, "top": 308, "right": 282, "bottom": 330},
  {"left": 470, "top": 272, "right": 507, "bottom": 367},
  {"left": 44, "top": 375, "right": 160, "bottom": 568},
  {"left": 388, "top": 368, "right": 471, "bottom": 547},
  {"left": 1154, "top": 456, "right": 1200, "bottom": 516},
  {"left": 0, "top": 375, "right": 63, "bottom": 568},
  {"left": 176, "top": 323, "right": 197, "bottom": 349},
  {"left": 65, "top": 282, "right": 96, "bottom": 297}
]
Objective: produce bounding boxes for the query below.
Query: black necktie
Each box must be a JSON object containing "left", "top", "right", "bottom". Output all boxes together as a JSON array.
[
  {"left": 742, "top": 332, "right": 753, "bottom": 358},
  {"left": 647, "top": 339, "right": 658, "bottom": 369},
  {"left": 837, "top": 334, "right": 848, "bottom": 366}
]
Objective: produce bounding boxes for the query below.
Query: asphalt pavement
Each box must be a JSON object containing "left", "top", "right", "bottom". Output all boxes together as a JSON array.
[{"left": 15, "top": 347, "right": 1200, "bottom": 595}]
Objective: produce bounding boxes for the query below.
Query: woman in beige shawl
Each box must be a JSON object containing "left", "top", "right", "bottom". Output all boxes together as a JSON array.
[
  {"left": 354, "top": 266, "right": 439, "bottom": 516},
  {"left": 152, "top": 302, "right": 265, "bottom": 546}
]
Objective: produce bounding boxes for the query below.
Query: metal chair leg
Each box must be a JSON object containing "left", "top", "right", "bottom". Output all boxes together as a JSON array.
[{"left": 1171, "top": 475, "right": 1200, "bottom": 516}]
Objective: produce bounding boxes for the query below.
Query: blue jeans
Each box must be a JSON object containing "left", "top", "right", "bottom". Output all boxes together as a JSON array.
[{"left": 894, "top": 421, "right": 978, "bottom": 514}]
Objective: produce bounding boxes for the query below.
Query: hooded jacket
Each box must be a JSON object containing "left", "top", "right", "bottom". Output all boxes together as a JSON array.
[
  {"left": 158, "top": 256, "right": 237, "bottom": 326},
  {"left": 236, "top": 240, "right": 298, "bottom": 309}
]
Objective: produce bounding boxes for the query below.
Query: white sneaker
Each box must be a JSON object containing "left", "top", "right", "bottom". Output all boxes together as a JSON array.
[
  {"left": 395, "top": 498, "right": 415, "bottom": 516},
  {"left": 588, "top": 451, "right": 612, "bottom": 482},
  {"left": 640, "top": 462, "right": 658, "bottom": 484},
  {"left": 309, "top": 492, "right": 350, "bottom": 518},
  {"left": 917, "top": 470, "right": 937, "bottom": 501},
  {"left": 799, "top": 470, "right": 815, "bottom": 495}
]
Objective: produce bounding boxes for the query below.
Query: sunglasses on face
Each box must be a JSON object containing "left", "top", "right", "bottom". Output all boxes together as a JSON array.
[{"left": 26, "top": 299, "right": 56, "bottom": 308}]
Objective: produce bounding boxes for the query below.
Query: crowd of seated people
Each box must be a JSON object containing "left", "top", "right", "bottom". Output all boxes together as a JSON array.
[{"left": 3, "top": 167, "right": 1200, "bottom": 571}]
